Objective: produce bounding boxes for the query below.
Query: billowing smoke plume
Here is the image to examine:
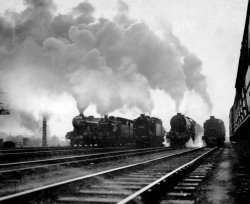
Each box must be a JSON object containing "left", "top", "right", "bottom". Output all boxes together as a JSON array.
[
  {"left": 183, "top": 54, "right": 212, "bottom": 111},
  {"left": 0, "top": 0, "right": 212, "bottom": 133}
]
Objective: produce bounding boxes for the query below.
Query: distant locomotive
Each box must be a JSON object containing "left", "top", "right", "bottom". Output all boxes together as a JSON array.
[
  {"left": 166, "top": 113, "right": 198, "bottom": 147},
  {"left": 133, "top": 114, "right": 164, "bottom": 147},
  {"left": 203, "top": 116, "right": 225, "bottom": 147}
]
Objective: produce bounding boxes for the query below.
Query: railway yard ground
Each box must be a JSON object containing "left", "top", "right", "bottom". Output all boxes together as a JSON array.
[
  {"left": 195, "top": 142, "right": 250, "bottom": 204},
  {"left": 0, "top": 144, "right": 250, "bottom": 203},
  {"left": 0, "top": 147, "right": 178, "bottom": 196}
]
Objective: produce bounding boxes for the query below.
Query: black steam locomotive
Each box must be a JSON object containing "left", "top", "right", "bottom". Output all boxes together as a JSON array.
[
  {"left": 133, "top": 114, "right": 164, "bottom": 147},
  {"left": 203, "top": 116, "right": 225, "bottom": 147},
  {"left": 66, "top": 114, "right": 133, "bottom": 147},
  {"left": 166, "top": 113, "right": 198, "bottom": 147},
  {"left": 66, "top": 113, "right": 164, "bottom": 147}
]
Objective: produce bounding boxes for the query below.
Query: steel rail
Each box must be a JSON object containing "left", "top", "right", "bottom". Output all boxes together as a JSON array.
[
  {"left": 118, "top": 147, "right": 217, "bottom": 204},
  {"left": 0, "top": 146, "right": 134, "bottom": 163},
  {"left": 0, "top": 147, "right": 173, "bottom": 173},
  {"left": 0, "top": 146, "right": 83, "bottom": 153},
  {"left": 0, "top": 146, "right": 132, "bottom": 154}
]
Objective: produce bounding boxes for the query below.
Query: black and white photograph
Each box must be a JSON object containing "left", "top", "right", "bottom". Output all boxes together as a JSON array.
[{"left": 0, "top": 0, "right": 249, "bottom": 203}]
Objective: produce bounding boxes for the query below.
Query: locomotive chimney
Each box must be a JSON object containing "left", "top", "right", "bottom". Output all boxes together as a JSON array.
[
  {"left": 210, "top": 116, "right": 215, "bottom": 119},
  {"left": 177, "top": 113, "right": 182, "bottom": 115},
  {"left": 42, "top": 115, "right": 47, "bottom": 147}
]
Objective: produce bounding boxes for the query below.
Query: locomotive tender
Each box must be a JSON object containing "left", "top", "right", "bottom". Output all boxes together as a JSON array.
[
  {"left": 203, "top": 116, "right": 225, "bottom": 147},
  {"left": 66, "top": 113, "right": 164, "bottom": 147},
  {"left": 229, "top": 1, "right": 250, "bottom": 160},
  {"left": 166, "top": 113, "right": 197, "bottom": 147}
]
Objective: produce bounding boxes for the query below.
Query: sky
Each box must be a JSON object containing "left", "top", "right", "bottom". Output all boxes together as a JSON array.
[{"left": 0, "top": 0, "right": 248, "bottom": 140}]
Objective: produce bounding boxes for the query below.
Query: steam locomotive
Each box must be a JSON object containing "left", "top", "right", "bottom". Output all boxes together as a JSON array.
[
  {"left": 66, "top": 114, "right": 164, "bottom": 147},
  {"left": 203, "top": 116, "right": 225, "bottom": 147},
  {"left": 66, "top": 114, "right": 134, "bottom": 147},
  {"left": 133, "top": 114, "right": 164, "bottom": 147},
  {"left": 166, "top": 113, "right": 198, "bottom": 147}
]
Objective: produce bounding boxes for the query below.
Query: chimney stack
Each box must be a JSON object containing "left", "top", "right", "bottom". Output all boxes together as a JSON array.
[{"left": 42, "top": 116, "right": 47, "bottom": 147}]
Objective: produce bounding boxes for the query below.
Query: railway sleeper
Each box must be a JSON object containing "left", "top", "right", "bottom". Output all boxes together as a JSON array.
[
  {"left": 159, "top": 164, "right": 215, "bottom": 204},
  {"left": 56, "top": 173, "right": 159, "bottom": 203},
  {"left": 57, "top": 196, "right": 122, "bottom": 204}
]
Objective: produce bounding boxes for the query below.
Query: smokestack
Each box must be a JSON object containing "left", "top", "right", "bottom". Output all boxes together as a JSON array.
[{"left": 42, "top": 116, "right": 47, "bottom": 147}]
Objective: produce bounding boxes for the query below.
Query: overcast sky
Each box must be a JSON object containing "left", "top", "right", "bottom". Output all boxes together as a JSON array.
[{"left": 0, "top": 0, "right": 248, "bottom": 139}]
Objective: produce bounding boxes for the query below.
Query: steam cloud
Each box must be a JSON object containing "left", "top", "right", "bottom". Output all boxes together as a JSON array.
[{"left": 0, "top": 0, "right": 212, "bottom": 133}]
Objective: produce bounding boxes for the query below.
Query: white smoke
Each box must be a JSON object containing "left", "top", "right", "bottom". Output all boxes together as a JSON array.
[
  {"left": 185, "top": 123, "right": 204, "bottom": 148},
  {"left": 0, "top": 0, "right": 212, "bottom": 135}
]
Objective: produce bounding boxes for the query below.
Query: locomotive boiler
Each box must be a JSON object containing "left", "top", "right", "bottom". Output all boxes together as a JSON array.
[
  {"left": 166, "top": 113, "right": 197, "bottom": 147},
  {"left": 133, "top": 114, "right": 164, "bottom": 147},
  {"left": 203, "top": 116, "right": 225, "bottom": 147}
]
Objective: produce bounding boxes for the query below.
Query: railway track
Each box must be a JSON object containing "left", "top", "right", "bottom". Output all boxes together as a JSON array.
[
  {"left": 0, "top": 147, "right": 174, "bottom": 177},
  {"left": 0, "top": 146, "right": 133, "bottom": 163},
  {"left": 0, "top": 146, "right": 83, "bottom": 154},
  {"left": 0, "top": 146, "right": 133, "bottom": 153},
  {"left": 0, "top": 147, "right": 220, "bottom": 204}
]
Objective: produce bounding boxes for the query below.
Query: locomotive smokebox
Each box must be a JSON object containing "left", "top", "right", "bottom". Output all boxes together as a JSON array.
[{"left": 72, "top": 114, "right": 86, "bottom": 128}]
